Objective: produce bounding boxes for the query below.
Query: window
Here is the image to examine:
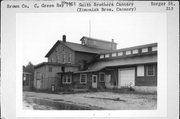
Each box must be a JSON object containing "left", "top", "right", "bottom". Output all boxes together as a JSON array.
[
  {"left": 133, "top": 49, "right": 138, "bottom": 54},
  {"left": 99, "top": 72, "right": 105, "bottom": 82},
  {"left": 68, "top": 53, "right": 71, "bottom": 63},
  {"left": 49, "top": 67, "right": 52, "bottom": 72},
  {"left": 80, "top": 74, "right": 87, "bottom": 84},
  {"left": 152, "top": 46, "right": 157, "bottom": 51},
  {"left": 62, "top": 74, "right": 72, "bottom": 84},
  {"left": 62, "top": 54, "right": 65, "bottom": 63},
  {"left": 118, "top": 52, "right": 123, "bottom": 56},
  {"left": 100, "top": 54, "right": 104, "bottom": 59},
  {"left": 137, "top": 65, "right": 144, "bottom": 76},
  {"left": 142, "top": 48, "right": 148, "bottom": 53},
  {"left": 105, "top": 54, "right": 110, "bottom": 58},
  {"left": 126, "top": 50, "right": 131, "bottom": 55},
  {"left": 112, "top": 53, "right": 117, "bottom": 57},
  {"left": 62, "top": 47, "right": 65, "bottom": 51},
  {"left": 146, "top": 65, "right": 155, "bottom": 76}
]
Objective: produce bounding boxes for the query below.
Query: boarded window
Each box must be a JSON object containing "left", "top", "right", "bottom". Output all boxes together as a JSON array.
[
  {"left": 146, "top": 65, "right": 155, "bottom": 76},
  {"left": 137, "top": 65, "right": 144, "bottom": 76},
  {"left": 142, "top": 48, "right": 148, "bottom": 53},
  {"left": 152, "top": 46, "right": 157, "bottom": 51},
  {"left": 112, "top": 53, "right": 117, "bottom": 57},
  {"left": 62, "top": 54, "right": 65, "bottom": 63},
  {"left": 68, "top": 53, "right": 71, "bottom": 63},
  {"left": 105, "top": 54, "right": 110, "bottom": 58},
  {"left": 100, "top": 54, "right": 104, "bottom": 59},
  {"left": 99, "top": 72, "right": 105, "bottom": 82},
  {"left": 126, "top": 50, "right": 131, "bottom": 55},
  {"left": 49, "top": 67, "right": 52, "bottom": 72},
  {"left": 133, "top": 49, "right": 138, "bottom": 54},
  {"left": 118, "top": 52, "right": 123, "bottom": 56},
  {"left": 80, "top": 74, "right": 87, "bottom": 84}
]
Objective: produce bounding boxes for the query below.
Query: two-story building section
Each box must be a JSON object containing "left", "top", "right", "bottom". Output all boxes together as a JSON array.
[{"left": 34, "top": 35, "right": 157, "bottom": 91}]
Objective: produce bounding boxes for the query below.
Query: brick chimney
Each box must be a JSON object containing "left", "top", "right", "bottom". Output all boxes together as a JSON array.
[{"left": 63, "top": 35, "right": 66, "bottom": 42}]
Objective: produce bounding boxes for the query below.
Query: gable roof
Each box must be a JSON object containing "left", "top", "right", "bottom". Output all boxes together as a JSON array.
[
  {"left": 45, "top": 40, "right": 109, "bottom": 57},
  {"left": 80, "top": 36, "right": 117, "bottom": 44}
]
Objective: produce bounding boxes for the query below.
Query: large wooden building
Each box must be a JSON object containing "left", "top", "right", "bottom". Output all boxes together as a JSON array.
[{"left": 34, "top": 35, "right": 157, "bottom": 91}]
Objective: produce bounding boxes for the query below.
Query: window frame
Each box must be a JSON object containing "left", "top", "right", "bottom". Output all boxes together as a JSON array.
[
  {"left": 137, "top": 65, "right": 144, "bottom": 77},
  {"left": 105, "top": 54, "right": 110, "bottom": 58},
  {"left": 68, "top": 53, "right": 71, "bottom": 63},
  {"left": 132, "top": 49, "right": 139, "bottom": 54},
  {"left": 99, "top": 72, "right": 105, "bottom": 82},
  {"left": 126, "top": 50, "right": 131, "bottom": 55},
  {"left": 48, "top": 67, "right": 52, "bottom": 72},
  {"left": 118, "top": 52, "right": 123, "bottom": 56},
  {"left": 142, "top": 48, "right": 148, "bottom": 53},
  {"left": 62, "top": 54, "right": 65, "bottom": 63},
  {"left": 152, "top": 46, "right": 157, "bottom": 51},
  {"left": 62, "top": 74, "right": 72, "bottom": 84},
  {"left": 80, "top": 74, "right": 87, "bottom": 84},
  {"left": 112, "top": 52, "right": 117, "bottom": 57},
  {"left": 100, "top": 54, "right": 104, "bottom": 59},
  {"left": 146, "top": 65, "right": 155, "bottom": 76}
]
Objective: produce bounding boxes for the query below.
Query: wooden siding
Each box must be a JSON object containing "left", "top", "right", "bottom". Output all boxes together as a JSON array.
[
  {"left": 48, "top": 43, "right": 75, "bottom": 64},
  {"left": 135, "top": 63, "right": 157, "bottom": 86}
]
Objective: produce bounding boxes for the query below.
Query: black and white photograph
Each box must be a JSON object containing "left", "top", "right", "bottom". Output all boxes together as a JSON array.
[
  {"left": 19, "top": 13, "right": 161, "bottom": 110},
  {"left": 1, "top": 0, "right": 179, "bottom": 119}
]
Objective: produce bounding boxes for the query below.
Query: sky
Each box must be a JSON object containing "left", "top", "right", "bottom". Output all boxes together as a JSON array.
[{"left": 16, "top": 13, "right": 166, "bottom": 66}]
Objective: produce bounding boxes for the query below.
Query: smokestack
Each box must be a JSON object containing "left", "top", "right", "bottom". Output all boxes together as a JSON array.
[
  {"left": 63, "top": 35, "right": 66, "bottom": 42},
  {"left": 112, "top": 39, "right": 114, "bottom": 43}
]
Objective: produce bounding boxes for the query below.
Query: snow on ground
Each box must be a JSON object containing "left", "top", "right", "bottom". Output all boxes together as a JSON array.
[{"left": 23, "top": 91, "right": 157, "bottom": 110}]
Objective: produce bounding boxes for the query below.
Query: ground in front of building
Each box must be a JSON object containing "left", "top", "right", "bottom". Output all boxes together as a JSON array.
[{"left": 23, "top": 91, "right": 157, "bottom": 110}]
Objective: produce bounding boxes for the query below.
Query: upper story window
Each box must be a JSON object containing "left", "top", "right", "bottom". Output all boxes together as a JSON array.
[
  {"left": 62, "top": 54, "right": 65, "bottom": 63},
  {"left": 105, "top": 54, "right": 110, "bottom": 58},
  {"left": 133, "top": 49, "right": 138, "bottom": 54},
  {"left": 126, "top": 50, "right": 131, "bottom": 55},
  {"left": 118, "top": 52, "right": 123, "bottom": 56},
  {"left": 99, "top": 72, "right": 105, "bottom": 82},
  {"left": 80, "top": 74, "right": 87, "bottom": 84},
  {"left": 48, "top": 67, "right": 52, "bottom": 72},
  {"left": 142, "top": 48, "right": 148, "bottom": 53},
  {"left": 112, "top": 53, "right": 117, "bottom": 57},
  {"left": 100, "top": 54, "right": 104, "bottom": 59},
  {"left": 152, "top": 46, "right": 157, "bottom": 51},
  {"left": 68, "top": 53, "right": 71, "bottom": 63},
  {"left": 62, "top": 47, "right": 65, "bottom": 52},
  {"left": 146, "top": 65, "right": 155, "bottom": 76}
]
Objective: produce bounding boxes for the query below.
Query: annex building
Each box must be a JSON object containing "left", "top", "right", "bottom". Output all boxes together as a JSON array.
[{"left": 34, "top": 35, "right": 157, "bottom": 91}]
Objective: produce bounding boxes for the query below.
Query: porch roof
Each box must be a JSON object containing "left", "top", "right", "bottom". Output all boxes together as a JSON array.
[{"left": 73, "top": 67, "right": 105, "bottom": 74}]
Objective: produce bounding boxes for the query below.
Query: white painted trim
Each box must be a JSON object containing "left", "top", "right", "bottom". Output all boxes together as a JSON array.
[{"left": 80, "top": 74, "right": 87, "bottom": 84}]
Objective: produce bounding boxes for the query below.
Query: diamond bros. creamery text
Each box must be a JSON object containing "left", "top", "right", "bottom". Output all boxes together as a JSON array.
[{"left": 77, "top": 2, "right": 134, "bottom": 12}]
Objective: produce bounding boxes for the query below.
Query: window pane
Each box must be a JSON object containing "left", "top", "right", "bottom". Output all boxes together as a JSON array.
[
  {"left": 142, "top": 48, "right": 148, "bottom": 53},
  {"left": 137, "top": 65, "right": 144, "bottom": 76},
  {"left": 118, "top": 52, "right": 123, "bottom": 56},
  {"left": 112, "top": 53, "right": 117, "bottom": 57},
  {"left": 126, "top": 50, "right": 131, "bottom": 55},
  {"left": 147, "top": 65, "right": 155, "bottom": 76},
  {"left": 133, "top": 49, "right": 138, "bottom": 54}
]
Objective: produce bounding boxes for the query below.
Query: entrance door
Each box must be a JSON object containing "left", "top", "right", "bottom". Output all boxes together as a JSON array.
[
  {"left": 36, "top": 79, "right": 41, "bottom": 89},
  {"left": 118, "top": 68, "right": 135, "bottom": 88},
  {"left": 92, "top": 75, "right": 97, "bottom": 88}
]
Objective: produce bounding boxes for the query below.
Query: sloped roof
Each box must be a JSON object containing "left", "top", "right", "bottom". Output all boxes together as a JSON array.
[
  {"left": 45, "top": 40, "right": 108, "bottom": 57},
  {"left": 80, "top": 36, "right": 117, "bottom": 44},
  {"left": 99, "top": 43, "right": 157, "bottom": 54}
]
